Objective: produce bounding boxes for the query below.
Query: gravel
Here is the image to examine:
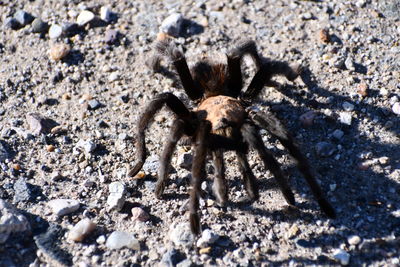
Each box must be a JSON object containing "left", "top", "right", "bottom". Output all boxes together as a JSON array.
[{"left": 1, "top": 0, "right": 399, "bottom": 266}]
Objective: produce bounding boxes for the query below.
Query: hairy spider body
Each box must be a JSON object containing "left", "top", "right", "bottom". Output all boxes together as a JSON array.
[{"left": 130, "top": 40, "right": 335, "bottom": 235}]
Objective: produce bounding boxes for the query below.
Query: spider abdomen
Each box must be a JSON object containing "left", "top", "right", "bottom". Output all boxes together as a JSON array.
[{"left": 196, "top": 95, "right": 246, "bottom": 133}]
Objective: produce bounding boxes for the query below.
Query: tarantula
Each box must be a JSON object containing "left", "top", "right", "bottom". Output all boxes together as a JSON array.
[{"left": 129, "top": 40, "right": 335, "bottom": 235}]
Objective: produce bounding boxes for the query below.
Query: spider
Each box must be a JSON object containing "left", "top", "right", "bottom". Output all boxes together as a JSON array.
[{"left": 129, "top": 40, "right": 335, "bottom": 235}]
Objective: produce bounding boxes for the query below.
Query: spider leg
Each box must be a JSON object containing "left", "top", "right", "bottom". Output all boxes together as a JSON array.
[
  {"left": 236, "top": 151, "right": 259, "bottom": 201},
  {"left": 212, "top": 149, "right": 228, "bottom": 206},
  {"left": 189, "top": 120, "right": 211, "bottom": 235},
  {"left": 226, "top": 40, "right": 262, "bottom": 98},
  {"left": 242, "top": 61, "right": 301, "bottom": 103},
  {"left": 129, "top": 93, "right": 194, "bottom": 177},
  {"left": 155, "top": 40, "right": 203, "bottom": 101},
  {"left": 241, "top": 122, "right": 296, "bottom": 206},
  {"left": 155, "top": 119, "right": 185, "bottom": 198},
  {"left": 250, "top": 110, "right": 336, "bottom": 218}
]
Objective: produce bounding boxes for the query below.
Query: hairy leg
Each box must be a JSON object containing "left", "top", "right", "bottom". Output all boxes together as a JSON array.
[
  {"left": 250, "top": 111, "right": 336, "bottom": 218},
  {"left": 241, "top": 122, "right": 296, "bottom": 206},
  {"left": 129, "top": 93, "right": 194, "bottom": 177},
  {"left": 189, "top": 121, "right": 211, "bottom": 235},
  {"left": 155, "top": 119, "right": 185, "bottom": 198},
  {"left": 212, "top": 150, "right": 228, "bottom": 206},
  {"left": 236, "top": 151, "right": 259, "bottom": 201}
]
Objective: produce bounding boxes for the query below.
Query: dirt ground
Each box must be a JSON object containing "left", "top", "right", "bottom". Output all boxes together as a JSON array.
[{"left": 0, "top": 0, "right": 399, "bottom": 266}]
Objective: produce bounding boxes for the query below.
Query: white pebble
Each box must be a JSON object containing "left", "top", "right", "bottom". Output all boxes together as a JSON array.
[
  {"left": 77, "top": 10, "right": 95, "bottom": 26},
  {"left": 106, "top": 231, "right": 140, "bottom": 250},
  {"left": 68, "top": 218, "right": 96, "bottom": 242},
  {"left": 342, "top": 102, "right": 354, "bottom": 111},
  {"left": 160, "top": 13, "right": 183, "bottom": 37},
  {"left": 169, "top": 222, "right": 194, "bottom": 248},
  {"left": 196, "top": 229, "right": 219, "bottom": 248},
  {"left": 48, "top": 24, "right": 63, "bottom": 39},
  {"left": 47, "top": 199, "right": 80, "bottom": 216},
  {"left": 100, "top": 6, "right": 112, "bottom": 22},
  {"left": 339, "top": 112, "right": 352, "bottom": 125},
  {"left": 392, "top": 102, "right": 400, "bottom": 115},
  {"left": 347, "top": 235, "right": 361, "bottom": 245},
  {"left": 333, "top": 249, "right": 350, "bottom": 265}
]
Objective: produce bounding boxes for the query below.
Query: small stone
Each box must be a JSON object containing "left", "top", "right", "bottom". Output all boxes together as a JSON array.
[
  {"left": 100, "top": 6, "right": 112, "bottom": 22},
  {"left": 233, "top": 248, "right": 245, "bottom": 259},
  {"left": 48, "top": 24, "right": 63, "bottom": 39},
  {"left": 0, "top": 200, "right": 30, "bottom": 244},
  {"left": 106, "top": 231, "right": 140, "bottom": 250},
  {"left": 339, "top": 112, "right": 352, "bottom": 125},
  {"left": 196, "top": 229, "right": 219, "bottom": 248},
  {"left": 332, "top": 129, "right": 344, "bottom": 140},
  {"left": 315, "top": 142, "right": 336, "bottom": 157},
  {"left": 13, "top": 178, "right": 32, "bottom": 202},
  {"left": 108, "top": 72, "right": 120, "bottom": 82},
  {"left": 77, "top": 10, "right": 95, "bottom": 26},
  {"left": 46, "top": 144, "right": 55, "bottom": 152},
  {"left": 392, "top": 102, "right": 400, "bottom": 115},
  {"left": 26, "top": 113, "right": 59, "bottom": 135},
  {"left": 76, "top": 139, "right": 97, "bottom": 153},
  {"left": 156, "top": 32, "right": 170, "bottom": 41},
  {"left": 199, "top": 247, "right": 212, "bottom": 254},
  {"left": 31, "top": 18, "right": 48, "bottom": 33},
  {"left": 88, "top": 99, "right": 101, "bottom": 110},
  {"left": 161, "top": 249, "right": 184, "bottom": 267},
  {"left": 107, "top": 182, "right": 126, "bottom": 211},
  {"left": 378, "top": 156, "right": 389, "bottom": 165},
  {"left": 286, "top": 224, "right": 300, "bottom": 239},
  {"left": 96, "top": 235, "right": 106, "bottom": 244},
  {"left": 12, "top": 163, "right": 21, "bottom": 171},
  {"left": 131, "top": 207, "right": 150, "bottom": 222},
  {"left": 357, "top": 83, "right": 368, "bottom": 97},
  {"left": 301, "top": 12, "right": 313, "bottom": 20},
  {"left": 380, "top": 88, "right": 389, "bottom": 96},
  {"left": 49, "top": 43, "right": 70, "bottom": 61},
  {"left": 68, "top": 218, "right": 96, "bottom": 242},
  {"left": 143, "top": 155, "right": 159, "bottom": 174},
  {"left": 105, "top": 29, "right": 119, "bottom": 44},
  {"left": 347, "top": 235, "right": 361, "bottom": 245},
  {"left": 169, "top": 222, "right": 195, "bottom": 248},
  {"left": 0, "top": 140, "right": 12, "bottom": 162},
  {"left": 47, "top": 199, "right": 80, "bottom": 216},
  {"left": 160, "top": 13, "right": 184, "bottom": 37},
  {"left": 14, "top": 10, "right": 34, "bottom": 26},
  {"left": 333, "top": 249, "right": 350, "bottom": 265},
  {"left": 176, "top": 259, "right": 194, "bottom": 267},
  {"left": 177, "top": 152, "right": 193, "bottom": 170},
  {"left": 319, "top": 28, "right": 330, "bottom": 43},
  {"left": 4, "top": 17, "right": 21, "bottom": 30},
  {"left": 342, "top": 102, "right": 354, "bottom": 111},
  {"left": 345, "top": 57, "right": 356, "bottom": 71},
  {"left": 62, "top": 22, "right": 80, "bottom": 36},
  {"left": 299, "top": 111, "right": 316, "bottom": 127}
]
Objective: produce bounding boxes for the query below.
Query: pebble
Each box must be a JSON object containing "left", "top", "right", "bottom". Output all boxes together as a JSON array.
[
  {"left": 100, "top": 6, "right": 112, "bottom": 22},
  {"left": 14, "top": 10, "right": 34, "bottom": 26},
  {"left": 177, "top": 152, "right": 193, "bottom": 170},
  {"left": 161, "top": 249, "right": 184, "bottom": 267},
  {"left": 68, "top": 218, "right": 96, "bottom": 242},
  {"left": 315, "top": 142, "right": 336, "bottom": 157},
  {"left": 26, "top": 113, "right": 59, "bottom": 135},
  {"left": 47, "top": 199, "right": 80, "bottom": 216},
  {"left": 197, "top": 229, "right": 219, "bottom": 248},
  {"left": 233, "top": 248, "right": 245, "bottom": 259},
  {"left": 286, "top": 224, "right": 300, "bottom": 239},
  {"left": 345, "top": 57, "right": 356, "bottom": 71},
  {"left": 0, "top": 140, "right": 12, "bottom": 162},
  {"left": 176, "top": 259, "right": 194, "bottom": 267},
  {"left": 131, "top": 207, "right": 150, "bottom": 222},
  {"left": 342, "top": 102, "right": 354, "bottom": 111},
  {"left": 332, "top": 129, "right": 344, "bottom": 140},
  {"left": 357, "top": 83, "right": 368, "bottom": 97},
  {"left": 105, "top": 29, "right": 118, "bottom": 44},
  {"left": 88, "top": 99, "right": 101, "bottom": 110},
  {"left": 106, "top": 231, "right": 140, "bottom": 250},
  {"left": 4, "top": 17, "right": 21, "bottom": 30},
  {"left": 108, "top": 72, "right": 120, "bottom": 82},
  {"left": 107, "top": 182, "right": 126, "bottom": 211},
  {"left": 160, "top": 13, "right": 184, "bottom": 37},
  {"left": 96, "top": 235, "right": 106, "bottom": 244},
  {"left": 347, "top": 235, "right": 361, "bottom": 245},
  {"left": 299, "top": 110, "right": 316, "bottom": 127},
  {"left": 339, "top": 112, "right": 352, "bottom": 125},
  {"left": 49, "top": 43, "right": 70, "bottom": 61},
  {"left": 143, "top": 155, "right": 160, "bottom": 174},
  {"left": 48, "top": 24, "right": 63, "bottom": 39},
  {"left": 62, "top": 22, "right": 80, "bottom": 36},
  {"left": 319, "top": 28, "right": 330, "bottom": 43},
  {"left": 76, "top": 139, "right": 97, "bottom": 153},
  {"left": 77, "top": 10, "right": 95, "bottom": 26},
  {"left": 31, "top": 18, "right": 48, "bottom": 33},
  {"left": 333, "top": 249, "right": 350, "bottom": 265},
  {"left": 0, "top": 200, "right": 30, "bottom": 244},
  {"left": 169, "top": 222, "right": 195, "bottom": 248},
  {"left": 13, "top": 178, "right": 32, "bottom": 202},
  {"left": 392, "top": 102, "right": 400, "bottom": 115}
]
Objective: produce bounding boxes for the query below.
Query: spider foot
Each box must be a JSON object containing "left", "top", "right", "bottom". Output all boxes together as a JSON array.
[
  {"left": 154, "top": 181, "right": 165, "bottom": 199},
  {"left": 128, "top": 162, "right": 144, "bottom": 177},
  {"left": 189, "top": 213, "right": 201, "bottom": 235}
]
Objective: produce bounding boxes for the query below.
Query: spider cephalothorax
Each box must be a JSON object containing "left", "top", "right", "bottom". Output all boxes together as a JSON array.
[{"left": 130, "top": 40, "right": 335, "bottom": 235}]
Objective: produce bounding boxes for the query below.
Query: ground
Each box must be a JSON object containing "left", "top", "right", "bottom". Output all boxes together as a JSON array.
[{"left": 0, "top": 0, "right": 400, "bottom": 266}]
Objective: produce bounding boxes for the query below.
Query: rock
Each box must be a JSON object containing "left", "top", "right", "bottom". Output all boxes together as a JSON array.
[
  {"left": 31, "top": 18, "right": 48, "bottom": 33},
  {"left": 131, "top": 207, "right": 150, "bottom": 222},
  {"left": 49, "top": 43, "right": 70, "bottom": 61},
  {"left": 0, "top": 140, "right": 12, "bottom": 162},
  {"left": 357, "top": 83, "right": 369, "bottom": 97},
  {"left": 299, "top": 110, "right": 316, "bottom": 127},
  {"left": 105, "top": 29, "right": 119, "bottom": 44},
  {"left": 233, "top": 248, "right": 245, "bottom": 259},
  {"left": 169, "top": 222, "right": 195, "bottom": 248},
  {"left": 161, "top": 249, "right": 185, "bottom": 267},
  {"left": 332, "top": 129, "right": 344, "bottom": 140},
  {"left": 47, "top": 199, "right": 80, "bottom": 216},
  {"left": 76, "top": 139, "right": 97, "bottom": 153},
  {"left": 342, "top": 102, "right": 354, "bottom": 111},
  {"left": 319, "top": 28, "right": 330, "bottom": 43},
  {"left": 176, "top": 259, "right": 194, "bottom": 267},
  {"left": 61, "top": 22, "right": 81, "bottom": 36},
  {"left": 14, "top": 10, "right": 34, "bottom": 26},
  {"left": 143, "top": 155, "right": 159, "bottom": 174},
  {"left": 77, "top": 10, "right": 95, "bottom": 26},
  {"left": 0, "top": 199, "right": 30, "bottom": 244},
  {"left": 160, "top": 13, "right": 184, "bottom": 37},
  {"left": 177, "top": 152, "right": 193, "bottom": 170},
  {"left": 106, "top": 231, "right": 140, "bottom": 250},
  {"left": 48, "top": 24, "right": 63, "bottom": 39},
  {"left": 315, "top": 142, "right": 336, "bottom": 157},
  {"left": 196, "top": 229, "right": 219, "bottom": 248},
  {"left": 108, "top": 72, "right": 120, "bottom": 82},
  {"left": 285, "top": 224, "right": 300, "bottom": 239},
  {"left": 4, "top": 17, "right": 21, "bottom": 30},
  {"left": 347, "top": 235, "right": 361, "bottom": 246},
  {"left": 392, "top": 102, "right": 400, "bottom": 115},
  {"left": 13, "top": 178, "right": 32, "bottom": 202},
  {"left": 345, "top": 57, "right": 355, "bottom": 71},
  {"left": 339, "top": 112, "right": 352, "bottom": 125},
  {"left": 68, "top": 218, "right": 96, "bottom": 242},
  {"left": 107, "top": 182, "right": 126, "bottom": 211},
  {"left": 96, "top": 235, "right": 106, "bottom": 244},
  {"left": 26, "top": 113, "right": 59, "bottom": 135},
  {"left": 100, "top": 6, "right": 112, "bottom": 22},
  {"left": 333, "top": 249, "right": 350, "bottom": 265},
  {"left": 88, "top": 99, "right": 101, "bottom": 110}
]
